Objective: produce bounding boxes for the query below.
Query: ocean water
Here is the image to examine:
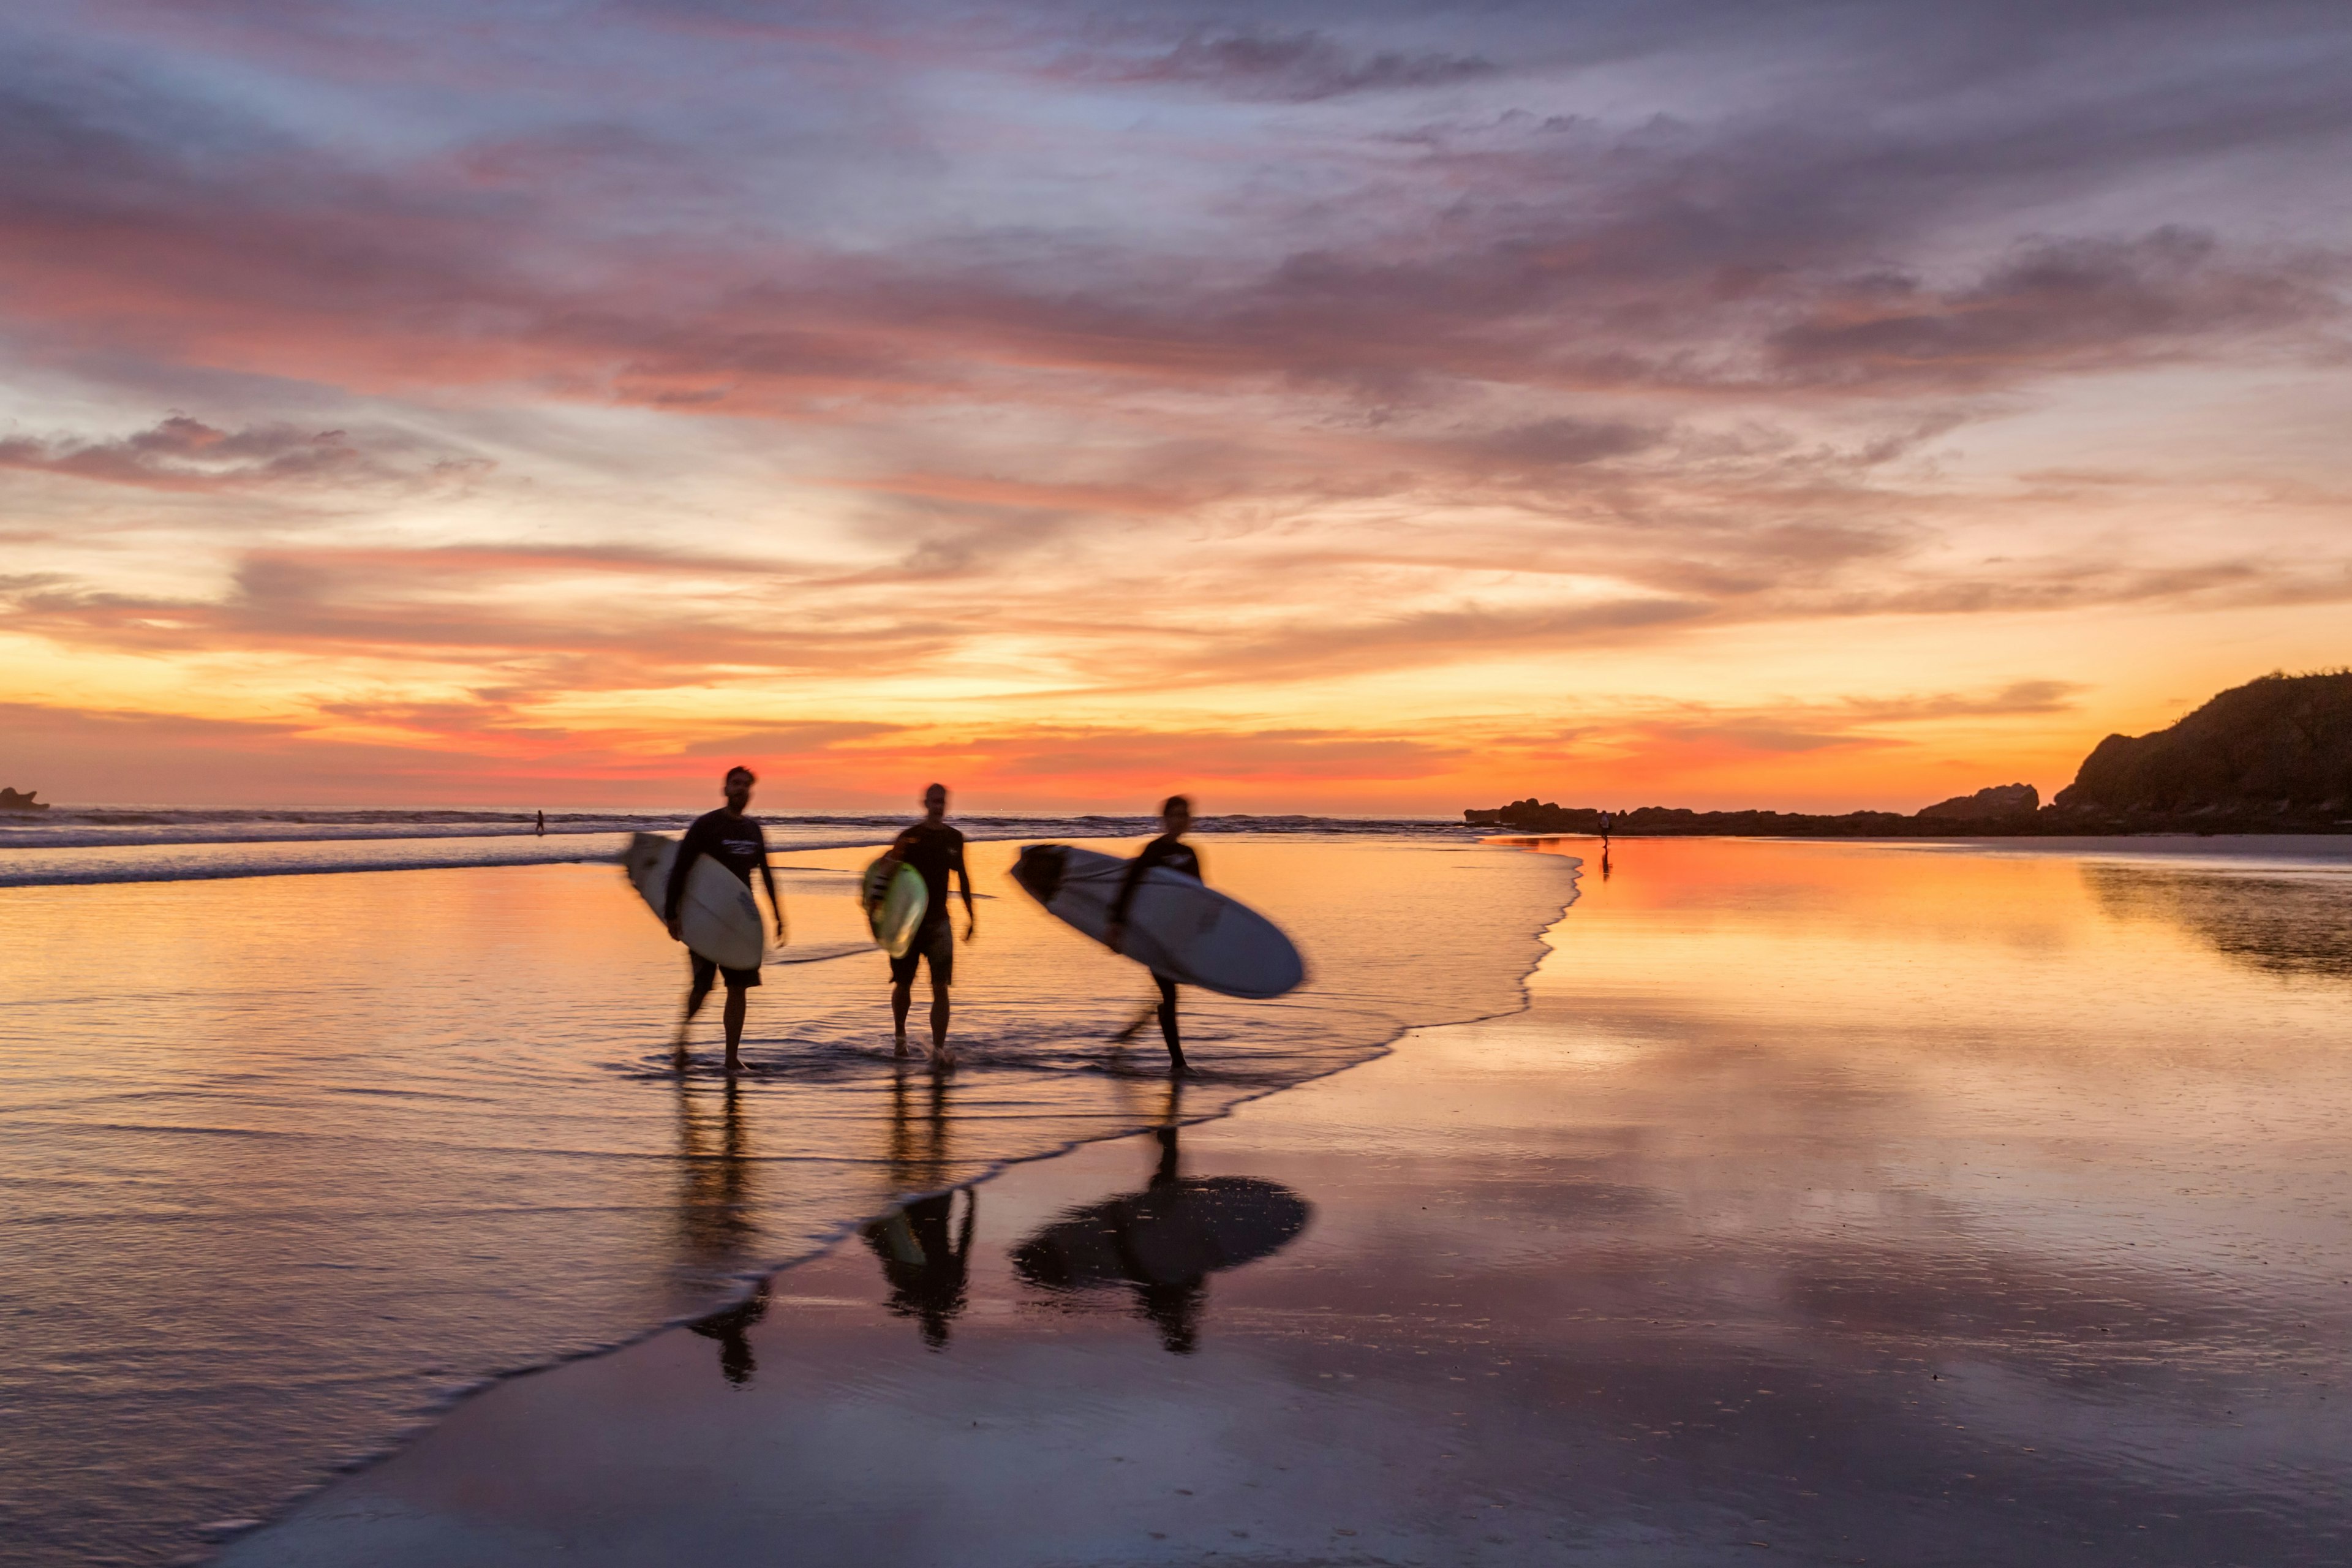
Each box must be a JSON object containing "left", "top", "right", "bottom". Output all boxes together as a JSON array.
[
  {"left": 0, "top": 808, "right": 1464, "bottom": 888},
  {"left": 0, "top": 824, "right": 1574, "bottom": 1566}
]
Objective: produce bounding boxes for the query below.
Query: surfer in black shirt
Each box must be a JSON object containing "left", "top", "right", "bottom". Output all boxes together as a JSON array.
[
  {"left": 1104, "top": 794, "right": 1200, "bottom": 1076},
  {"left": 875, "top": 783, "right": 976, "bottom": 1065},
  {"left": 665, "top": 766, "right": 785, "bottom": 1074}
]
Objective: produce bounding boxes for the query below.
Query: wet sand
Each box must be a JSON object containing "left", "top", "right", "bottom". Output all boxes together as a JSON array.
[{"left": 220, "top": 839, "right": 2352, "bottom": 1566}]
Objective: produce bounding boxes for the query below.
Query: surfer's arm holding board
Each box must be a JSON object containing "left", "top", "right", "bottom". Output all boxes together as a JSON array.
[{"left": 665, "top": 810, "right": 786, "bottom": 944}]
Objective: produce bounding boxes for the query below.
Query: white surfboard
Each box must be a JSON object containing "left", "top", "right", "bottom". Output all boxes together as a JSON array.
[
  {"left": 624, "top": 831, "right": 766, "bottom": 971},
  {"left": 861, "top": 858, "right": 930, "bottom": 958},
  {"left": 1009, "top": 843, "right": 1304, "bottom": 1000}
]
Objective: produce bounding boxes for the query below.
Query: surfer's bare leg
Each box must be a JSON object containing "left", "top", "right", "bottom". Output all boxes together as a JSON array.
[
  {"left": 722, "top": 986, "right": 747, "bottom": 1073},
  {"left": 1155, "top": 973, "right": 1189, "bottom": 1075},
  {"left": 929, "top": 976, "right": 952, "bottom": 1065},
  {"left": 891, "top": 978, "right": 913, "bottom": 1054},
  {"left": 676, "top": 957, "right": 717, "bottom": 1068}
]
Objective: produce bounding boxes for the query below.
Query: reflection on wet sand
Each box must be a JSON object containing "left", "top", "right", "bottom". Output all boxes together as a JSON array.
[
  {"left": 1012, "top": 1116, "right": 1311, "bottom": 1354},
  {"left": 2084, "top": 862, "right": 2352, "bottom": 984},
  {"left": 673, "top": 1078, "right": 767, "bottom": 1384},
  {"left": 861, "top": 1061, "right": 977, "bottom": 1348},
  {"left": 208, "top": 837, "right": 2352, "bottom": 1568}
]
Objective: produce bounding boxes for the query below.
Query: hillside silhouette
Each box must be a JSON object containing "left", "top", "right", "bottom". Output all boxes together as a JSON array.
[{"left": 2054, "top": 671, "right": 2352, "bottom": 818}]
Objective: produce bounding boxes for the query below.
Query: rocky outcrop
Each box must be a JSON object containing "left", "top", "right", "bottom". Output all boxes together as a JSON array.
[
  {"left": 1464, "top": 800, "right": 1921, "bottom": 836},
  {"left": 2053, "top": 671, "right": 2352, "bottom": 820},
  {"left": 0, "top": 787, "right": 48, "bottom": 813},
  {"left": 1917, "top": 783, "right": 2038, "bottom": 821}
]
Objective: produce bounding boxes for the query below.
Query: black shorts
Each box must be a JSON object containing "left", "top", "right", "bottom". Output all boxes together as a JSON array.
[
  {"left": 889, "top": 921, "right": 954, "bottom": 986},
  {"left": 690, "top": 951, "right": 761, "bottom": 992}
]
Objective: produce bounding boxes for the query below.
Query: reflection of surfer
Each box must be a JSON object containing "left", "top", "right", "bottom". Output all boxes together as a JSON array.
[
  {"left": 688, "top": 1278, "right": 770, "bottom": 1385},
  {"left": 1104, "top": 794, "right": 1200, "bottom": 1077},
  {"left": 862, "top": 1189, "right": 976, "bottom": 1349},
  {"left": 1011, "top": 1120, "right": 1311, "bottom": 1355},
  {"left": 862, "top": 1058, "right": 975, "bottom": 1347},
  {"left": 873, "top": 783, "right": 975, "bottom": 1066},
  {"left": 666, "top": 766, "right": 786, "bottom": 1075},
  {"left": 674, "top": 1075, "right": 767, "bottom": 1384}
]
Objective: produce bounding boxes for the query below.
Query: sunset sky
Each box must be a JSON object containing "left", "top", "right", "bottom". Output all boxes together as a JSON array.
[{"left": 4, "top": 0, "right": 2348, "bottom": 812}]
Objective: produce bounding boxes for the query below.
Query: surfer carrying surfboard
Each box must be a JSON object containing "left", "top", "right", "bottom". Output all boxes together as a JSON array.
[
  {"left": 1104, "top": 794, "right": 1200, "bottom": 1076},
  {"left": 873, "top": 783, "right": 976, "bottom": 1065},
  {"left": 665, "top": 766, "right": 786, "bottom": 1074}
]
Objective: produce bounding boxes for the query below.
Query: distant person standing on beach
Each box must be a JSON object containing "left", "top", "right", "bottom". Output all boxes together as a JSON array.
[
  {"left": 873, "top": 783, "right": 975, "bottom": 1065},
  {"left": 535, "top": 809, "right": 545, "bottom": 837},
  {"left": 666, "top": 766, "right": 785, "bottom": 1074},
  {"left": 1104, "top": 794, "right": 1201, "bottom": 1077}
]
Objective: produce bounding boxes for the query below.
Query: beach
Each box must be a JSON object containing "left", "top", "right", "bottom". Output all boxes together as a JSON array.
[
  {"left": 6, "top": 831, "right": 2352, "bottom": 1564},
  {"left": 0, "top": 824, "right": 1566, "bottom": 1566}
]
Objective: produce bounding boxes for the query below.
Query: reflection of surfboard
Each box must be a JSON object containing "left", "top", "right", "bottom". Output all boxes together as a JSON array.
[
  {"left": 624, "top": 831, "right": 765, "bottom": 970},
  {"left": 861, "top": 858, "right": 929, "bottom": 958},
  {"left": 1010, "top": 843, "right": 1304, "bottom": 999},
  {"left": 1013, "top": 1175, "right": 1310, "bottom": 1289}
]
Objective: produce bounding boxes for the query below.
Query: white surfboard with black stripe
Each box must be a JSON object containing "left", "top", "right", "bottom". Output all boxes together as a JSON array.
[{"left": 1010, "top": 843, "right": 1304, "bottom": 1000}]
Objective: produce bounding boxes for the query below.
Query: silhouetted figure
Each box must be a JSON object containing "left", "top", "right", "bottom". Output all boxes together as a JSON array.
[
  {"left": 666, "top": 765, "right": 786, "bottom": 1074},
  {"left": 1012, "top": 1123, "right": 1310, "bottom": 1354},
  {"left": 869, "top": 783, "right": 976, "bottom": 1066},
  {"left": 534, "top": 809, "right": 545, "bottom": 837},
  {"left": 1105, "top": 794, "right": 1201, "bottom": 1076}
]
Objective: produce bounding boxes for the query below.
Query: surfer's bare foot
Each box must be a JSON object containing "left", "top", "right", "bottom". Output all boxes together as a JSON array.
[{"left": 671, "top": 1044, "right": 690, "bottom": 1075}]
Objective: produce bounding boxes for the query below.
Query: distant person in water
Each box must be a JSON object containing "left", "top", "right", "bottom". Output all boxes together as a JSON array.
[
  {"left": 1104, "top": 794, "right": 1200, "bottom": 1076},
  {"left": 872, "top": 783, "right": 975, "bottom": 1065},
  {"left": 665, "top": 766, "right": 785, "bottom": 1074},
  {"left": 535, "top": 809, "right": 545, "bottom": 837}
]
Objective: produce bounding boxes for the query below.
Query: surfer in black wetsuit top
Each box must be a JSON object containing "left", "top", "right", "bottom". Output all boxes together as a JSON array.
[
  {"left": 665, "top": 766, "right": 785, "bottom": 1075},
  {"left": 874, "top": 783, "right": 975, "bottom": 1066},
  {"left": 1104, "top": 794, "right": 1200, "bottom": 1076}
]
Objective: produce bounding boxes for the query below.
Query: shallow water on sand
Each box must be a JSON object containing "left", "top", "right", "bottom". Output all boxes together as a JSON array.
[
  {"left": 217, "top": 835, "right": 2352, "bottom": 1568},
  {"left": 0, "top": 834, "right": 1572, "bottom": 1567}
]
